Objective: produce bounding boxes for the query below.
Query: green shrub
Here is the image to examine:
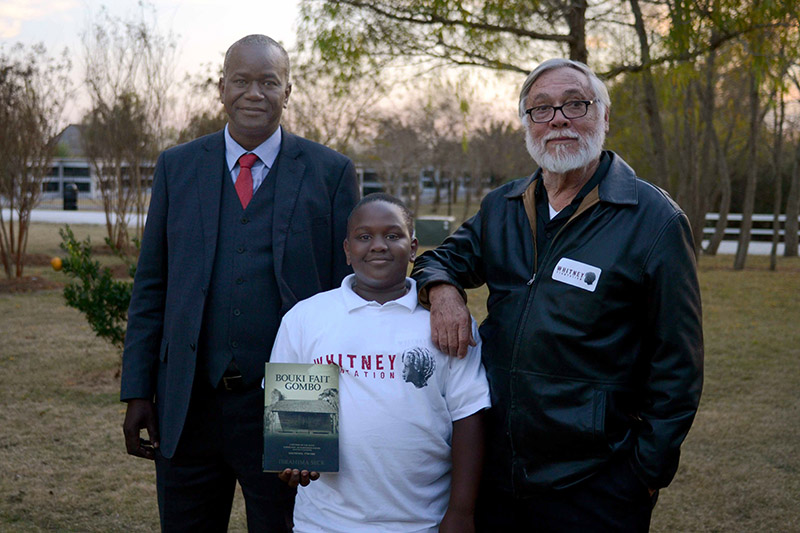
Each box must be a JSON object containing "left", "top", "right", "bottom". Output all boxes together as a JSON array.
[{"left": 58, "top": 225, "right": 137, "bottom": 351}]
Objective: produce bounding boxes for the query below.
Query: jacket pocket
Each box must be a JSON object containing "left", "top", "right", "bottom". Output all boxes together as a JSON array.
[{"left": 510, "top": 373, "right": 607, "bottom": 457}]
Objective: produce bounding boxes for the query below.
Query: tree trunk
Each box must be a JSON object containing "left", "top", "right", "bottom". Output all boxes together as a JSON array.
[
  {"left": 0, "top": 208, "right": 11, "bottom": 278},
  {"left": 695, "top": 50, "right": 717, "bottom": 254},
  {"left": 706, "top": 126, "right": 732, "bottom": 255},
  {"left": 769, "top": 93, "right": 785, "bottom": 270},
  {"left": 461, "top": 171, "right": 475, "bottom": 223},
  {"left": 684, "top": 87, "right": 705, "bottom": 251},
  {"left": 14, "top": 210, "right": 29, "bottom": 278},
  {"left": 629, "top": 0, "right": 669, "bottom": 189},
  {"left": 734, "top": 71, "right": 760, "bottom": 270},
  {"left": 135, "top": 164, "right": 145, "bottom": 242},
  {"left": 784, "top": 138, "right": 800, "bottom": 257},
  {"left": 565, "top": 0, "right": 588, "bottom": 63},
  {"left": 410, "top": 171, "right": 421, "bottom": 217},
  {"left": 432, "top": 169, "right": 442, "bottom": 214}
]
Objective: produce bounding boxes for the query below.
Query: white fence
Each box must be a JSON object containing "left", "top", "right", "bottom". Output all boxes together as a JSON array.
[
  {"left": 702, "top": 213, "right": 799, "bottom": 255},
  {"left": 703, "top": 213, "right": 800, "bottom": 239}
]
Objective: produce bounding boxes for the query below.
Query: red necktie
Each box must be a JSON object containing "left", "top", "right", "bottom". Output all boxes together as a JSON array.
[{"left": 235, "top": 153, "right": 259, "bottom": 209}]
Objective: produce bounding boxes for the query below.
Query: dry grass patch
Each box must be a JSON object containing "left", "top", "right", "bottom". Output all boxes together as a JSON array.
[
  {"left": 651, "top": 254, "right": 800, "bottom": 532},
  {"left": 0, "top": 290, "right": 250, "bottom": 531}
]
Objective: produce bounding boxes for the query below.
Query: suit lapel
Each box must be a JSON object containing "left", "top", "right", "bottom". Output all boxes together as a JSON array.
[
  {"left": 272, "top": 129, "right": 306, "bottom": 302},
  {"left": 198, "top": 130, "right": 226, "bottom": 289}
]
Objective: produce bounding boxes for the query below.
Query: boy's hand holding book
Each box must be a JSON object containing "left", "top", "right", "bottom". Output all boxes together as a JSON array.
[{"left": 278, "top": 468, "right": 320, "bottom": 488}]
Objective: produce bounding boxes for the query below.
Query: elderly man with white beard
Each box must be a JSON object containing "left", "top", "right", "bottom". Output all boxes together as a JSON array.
[{"left": 411, "top": 58, "right": 703, "bottom": 532}]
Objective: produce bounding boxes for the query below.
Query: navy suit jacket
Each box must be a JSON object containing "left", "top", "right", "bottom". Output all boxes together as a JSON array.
[{"left": 120, "top": 128, "right": 358, "bottom": 458}]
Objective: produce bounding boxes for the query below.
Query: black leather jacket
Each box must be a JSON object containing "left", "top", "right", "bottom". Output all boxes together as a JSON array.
[{"left": 412, "top": 152, "right": 703, "bottom": 494}]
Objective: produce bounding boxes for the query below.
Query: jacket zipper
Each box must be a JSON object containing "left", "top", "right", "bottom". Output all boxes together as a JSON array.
[
  {"left": 507, "top": 185, "right": 600, "bottom": 491},
  {"left": 508, "top": 202, "right": 539, "bottom": 493}
]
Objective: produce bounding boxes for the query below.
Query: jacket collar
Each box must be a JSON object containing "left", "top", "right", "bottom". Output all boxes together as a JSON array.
[
  {"left": 271, "top": 128, "right": 306, "bottom": 310},
  {"left": 505, "top": 150, "right": 639, "bottom": 206},
  {"left": 199, "top": 130, "right": 226, "bottom": 288}
]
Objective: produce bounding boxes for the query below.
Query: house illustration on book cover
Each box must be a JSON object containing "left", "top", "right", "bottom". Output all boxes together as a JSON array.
[{"left": 266, "top": 388, "right": 339, "bottom": 435}]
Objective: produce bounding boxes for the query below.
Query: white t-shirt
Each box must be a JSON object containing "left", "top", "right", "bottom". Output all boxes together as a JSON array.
[{"left": 270, "top": 275, "right": 491, "bottom": 533}]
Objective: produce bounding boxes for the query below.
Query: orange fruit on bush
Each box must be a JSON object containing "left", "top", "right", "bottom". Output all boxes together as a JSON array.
[{"left": 51, "top": 257, "right": 63, "bottom": 271}]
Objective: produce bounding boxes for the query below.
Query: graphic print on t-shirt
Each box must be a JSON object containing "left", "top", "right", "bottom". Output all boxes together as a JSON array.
[
  {"left": 310, "top": 342, "right": 438, "bottom": 386},
  {"left": 401, "top": 347, "right": 435, "bottom": 388}
]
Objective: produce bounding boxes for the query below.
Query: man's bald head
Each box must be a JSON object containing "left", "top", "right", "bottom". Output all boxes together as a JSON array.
[{"left": 223, "top": 34, "right": 290, "bottom": 82}]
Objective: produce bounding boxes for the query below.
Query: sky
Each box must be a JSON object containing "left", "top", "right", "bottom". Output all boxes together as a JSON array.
[
  {"left": 0, "top": 0, "right": 300, "bottom": 60},
  {"left": 0, "top": 0, "right": 300, "bottom": 120}
]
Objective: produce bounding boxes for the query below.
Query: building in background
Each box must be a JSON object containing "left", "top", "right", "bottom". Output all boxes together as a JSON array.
[{"left": 43, "top": 125, "right": 156, "bottom": 202}]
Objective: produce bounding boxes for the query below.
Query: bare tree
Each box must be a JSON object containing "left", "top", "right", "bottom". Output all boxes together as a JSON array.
[
  {"left": 784, "top": 71, "right": 800, "bottom": 257},
  {"left": 0, "top": 43, "right": 71, "bottom": 278},
  {"left": 703, "top": 62, "right": 745, "bottom": 256},
  {"left": 367, "top": 118, "right": 425, "bottom": 212},
  {"left": 176, "top": 62, "right": 227, "bottom": 144},
  {"left": 769, "top": 59, "right": 789, "bottom": 270},
  {"left": 734, "top": 68, "right": 761, "bottom": 270},
  {"left": 81, "top": 3, "right": 177, "bottom": 249},
  {"left": 628, "top": 0, "right": 669, "bottom": 189},
  {"left": 283, "top": 60, "right": 384, "bottom": 155},
  {"left": 786, "top": 133, "right": 800, "bottom": 257},
  {"left": 82, "top": 92, "right": 152, "bottom": 250}
]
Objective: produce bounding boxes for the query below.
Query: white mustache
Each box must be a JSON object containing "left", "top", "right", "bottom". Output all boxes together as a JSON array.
[{"left": 542, "top": 130, "right": 580, "bottom": 142}]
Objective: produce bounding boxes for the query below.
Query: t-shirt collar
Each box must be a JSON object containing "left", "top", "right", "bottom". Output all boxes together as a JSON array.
[{"left": 340, "top": 274, "right": 418, "bottom": 312}]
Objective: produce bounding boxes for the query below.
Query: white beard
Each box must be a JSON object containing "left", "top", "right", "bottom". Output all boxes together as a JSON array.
[{"left": 525, "top": 122, "right": 605, "bottom": 174}]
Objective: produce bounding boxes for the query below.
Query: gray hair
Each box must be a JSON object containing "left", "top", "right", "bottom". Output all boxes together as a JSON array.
[
  {"left": 518, "top": 59, "right": 610, "bottom": 122},
  {"left": 223, "top": 34, "right": 291, "bottom": 82}
]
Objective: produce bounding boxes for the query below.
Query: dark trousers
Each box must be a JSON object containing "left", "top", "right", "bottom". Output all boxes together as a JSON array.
[
  {"left": 475, "top": 456, "right": 658, "bottom": 533},
  {"left": 154, "top": 381, "right": 294, "bottom": 533}
]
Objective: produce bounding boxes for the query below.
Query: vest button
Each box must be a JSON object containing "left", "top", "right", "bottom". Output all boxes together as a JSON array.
[
  {"left": 241, "top": 217, "right": 249, "bottom": 224},
  {"left": 233, "top": 308, "right": 241, "bottom": 316},
  {"left": 237, "top": 246, "right": 245, "bottom": 254},
  {"left": 230, "top": 340, "right": 238, "bottom": 348},
  {"left": 236, "top": 277, "right": 244, "bottom": 285}
]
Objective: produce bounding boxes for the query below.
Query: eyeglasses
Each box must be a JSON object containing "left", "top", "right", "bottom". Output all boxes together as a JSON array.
[{"left": 525, "top": 100, "right": 595, "bottom": 123}]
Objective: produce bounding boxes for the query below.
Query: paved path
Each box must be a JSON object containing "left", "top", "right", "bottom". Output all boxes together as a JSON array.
[
  {"left": 3, "top": 208, "right": 143, "bottom": 226},
  {"left": 3, "top": 208, "right": 789, "bottom": 256},
  {"left": 701, "top": 240, "right": 783, "bottom": 256}
]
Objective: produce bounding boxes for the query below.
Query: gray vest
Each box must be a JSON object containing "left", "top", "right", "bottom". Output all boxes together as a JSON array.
[{"left": 198, "top": 162, "right": 282, "bottom": 387}]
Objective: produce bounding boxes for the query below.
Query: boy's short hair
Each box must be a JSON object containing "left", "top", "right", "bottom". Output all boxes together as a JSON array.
[{"left": 347, "top": 193, "right": 415, "bottom": 236}]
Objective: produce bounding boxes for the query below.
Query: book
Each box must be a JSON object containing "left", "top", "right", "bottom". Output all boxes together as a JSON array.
[{"left": 263, "top": 362, "right": 339, "bottom": 472}]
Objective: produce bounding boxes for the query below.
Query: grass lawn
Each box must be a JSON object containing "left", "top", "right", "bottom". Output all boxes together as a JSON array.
[{"left": 1, "top": 223, "right": 798, "bottom": 531}]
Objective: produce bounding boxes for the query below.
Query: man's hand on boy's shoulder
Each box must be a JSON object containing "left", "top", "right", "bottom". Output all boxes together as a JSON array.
[
  {"left": 278, "top": 468, "right": 320, "bottom": 488},
  {"left": 428, "top": 283, "right": 475, "bottom": 359},
  {"left": 439, "top": 509, "right": 475, "bottom": 533}
]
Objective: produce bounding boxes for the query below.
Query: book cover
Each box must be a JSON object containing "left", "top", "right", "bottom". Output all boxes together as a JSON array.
[{"left": 263, "top": 362, "right": 339, "bottom": 472}]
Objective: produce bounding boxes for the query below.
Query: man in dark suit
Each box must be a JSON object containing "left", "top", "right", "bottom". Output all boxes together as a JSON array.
[{"left": 120, "top": 34, "right": 359, "bottom": 532}]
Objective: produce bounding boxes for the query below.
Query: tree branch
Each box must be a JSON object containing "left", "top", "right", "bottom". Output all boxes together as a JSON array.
[
  {"left": 601, "top": 22, "right": 791, "bottom": 79},
  {"left": 334, "top": 0, "right": 573, "bottom": 43}
]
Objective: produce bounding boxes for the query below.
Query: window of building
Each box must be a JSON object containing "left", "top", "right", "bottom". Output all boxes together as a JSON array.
[{"left": 63, "top": 166, "right": 90, "bottom": 177}]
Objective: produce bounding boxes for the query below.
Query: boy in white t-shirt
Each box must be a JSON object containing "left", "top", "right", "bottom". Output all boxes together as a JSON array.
[{"left": 272, "top": 193, "right": 491, "bottom": 533}]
